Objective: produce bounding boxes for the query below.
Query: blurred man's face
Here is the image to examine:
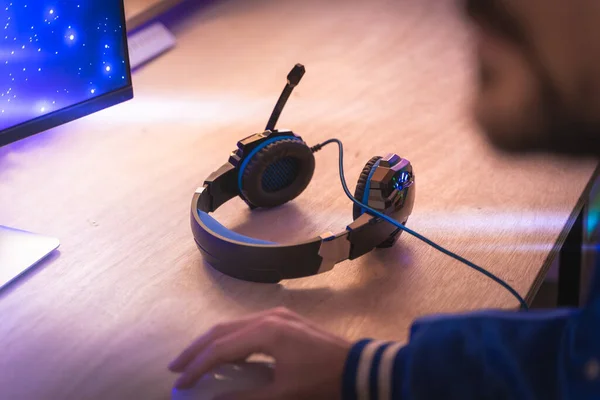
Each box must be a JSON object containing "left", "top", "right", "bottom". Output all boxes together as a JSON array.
[{"left": 466, "top": 0, "right": 600, "bottom": 156}]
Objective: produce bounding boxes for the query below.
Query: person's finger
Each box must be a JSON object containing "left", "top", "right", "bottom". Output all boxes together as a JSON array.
[
  {"left": 169, "top": 322, "right": 238, "bottom": 372},
  {"left": 169, "top": 307, "right": 298, "bottom": 372},
  {"left": 174, "top": 317, "right": 283, "bottom": 389},
  {"left": 169, "top": 307, "right": 297, "bottom": 371}
]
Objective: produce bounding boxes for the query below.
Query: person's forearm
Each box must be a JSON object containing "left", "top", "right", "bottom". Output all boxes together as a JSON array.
[
  {"left": 341, "top": 308, "right": 578, "bottom": 400},
  {"left": 342, "top": 339, "right": 406, "bottom": 399}
]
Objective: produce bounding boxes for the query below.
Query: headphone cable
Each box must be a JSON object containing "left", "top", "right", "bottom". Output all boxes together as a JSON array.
[{"left": 313, "top": 138, "right": 529, "bottom": 311}]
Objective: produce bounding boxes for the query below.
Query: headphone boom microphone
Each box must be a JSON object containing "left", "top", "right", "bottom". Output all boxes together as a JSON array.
[{"left": 265, "top": 63, "right": 306, "bottom": 132}]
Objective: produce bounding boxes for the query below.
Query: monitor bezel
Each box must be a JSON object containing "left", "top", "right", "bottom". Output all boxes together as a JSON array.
[{"left": 0, "top": 0, "right": 134, "bottom": 148}]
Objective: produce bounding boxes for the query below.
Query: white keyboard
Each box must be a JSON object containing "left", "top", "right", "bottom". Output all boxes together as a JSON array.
[{"left": 127, "top": 22, "right": 177, "bottom": 69}]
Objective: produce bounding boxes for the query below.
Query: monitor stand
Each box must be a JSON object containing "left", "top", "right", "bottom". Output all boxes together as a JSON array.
[{"left": 0, "top": 226, "right": 59, "bottom": 291}]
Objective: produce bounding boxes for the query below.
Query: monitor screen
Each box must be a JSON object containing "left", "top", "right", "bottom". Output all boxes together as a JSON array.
[{"left": 0, "top": 0, "right": 133, "bottom": 146}]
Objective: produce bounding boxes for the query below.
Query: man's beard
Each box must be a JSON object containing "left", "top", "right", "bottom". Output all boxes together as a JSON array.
[
  {"left": 524, "top": 58, "right": 600, "bottom": 157},
  {"left": 544, "top": 109, "right": 600, "bottom": 157},
  {"left": 479, "top": 64, "right": 600, "bottom": 158}
]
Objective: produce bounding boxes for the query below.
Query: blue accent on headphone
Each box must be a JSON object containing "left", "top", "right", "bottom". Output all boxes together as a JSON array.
[
  {"left": 392, "top": 171, "right": 411, "bottom": 191},
  {"left": 360, "top": 159, "right": 381, "bottom": 216},
  {"left": 237, "top": 135, "right": 301, "bottom": 198},
  {"left": 198, "top": 210, "right": 276, "bottom": 245}
]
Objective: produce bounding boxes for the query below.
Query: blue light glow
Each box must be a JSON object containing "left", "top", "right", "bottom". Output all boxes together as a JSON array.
[
  {"left": 393, "top": 171, "right": 412, "bottom": 191},
  {"left": 0, "top": 0, "right": 130, "bottom": 131}
]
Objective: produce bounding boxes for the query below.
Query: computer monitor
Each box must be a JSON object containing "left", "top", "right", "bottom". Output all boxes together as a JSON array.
[{"left": 0, "top": 0, "right": 133, "bottom": 290}]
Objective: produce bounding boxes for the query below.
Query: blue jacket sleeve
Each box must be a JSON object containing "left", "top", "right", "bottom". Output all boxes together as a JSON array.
[{"left": 342, "top": 308, "right": 584, "bottom": 400}]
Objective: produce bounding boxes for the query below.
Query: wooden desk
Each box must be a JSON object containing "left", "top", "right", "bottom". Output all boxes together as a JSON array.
[
  {"left": 1, "top": 0, "right": 597, "bottom": 398},
  {"left": 124, "top": 0, "right": 183, "bottom": 30}
]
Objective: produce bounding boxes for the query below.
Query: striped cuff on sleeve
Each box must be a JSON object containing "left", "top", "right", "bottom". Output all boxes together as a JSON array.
[{"left": 342, "top": 339, "right": 405, "bottom": 400}]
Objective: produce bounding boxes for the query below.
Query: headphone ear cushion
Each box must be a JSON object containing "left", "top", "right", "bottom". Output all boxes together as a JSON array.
[
  {"left": 353, "top": 156, "right": 382, "bottom": 220},
  {"left": 241, "top": 138, "right": 315, "bottom": 208}
]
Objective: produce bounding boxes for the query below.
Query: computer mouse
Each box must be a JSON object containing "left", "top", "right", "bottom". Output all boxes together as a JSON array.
[{"left": 171, "top": 361, "right": 275, "bottom": 400}]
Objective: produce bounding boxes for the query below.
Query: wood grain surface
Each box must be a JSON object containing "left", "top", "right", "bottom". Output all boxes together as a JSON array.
[
  {"left": 1, "top": 0, "right": 598, "bottom": 398},
  {"left": 124, "top": 0, "right": 163, "bottom": 18},
  {"left": 124, "top": 0, "right": 183, "bottom": 30}
]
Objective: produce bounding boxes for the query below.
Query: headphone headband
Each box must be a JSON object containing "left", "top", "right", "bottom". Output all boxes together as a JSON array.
[{"left": 190, "top": 159, "right": 404, "bottom": 282}]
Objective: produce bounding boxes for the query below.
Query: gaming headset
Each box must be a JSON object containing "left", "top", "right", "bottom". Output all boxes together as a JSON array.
[{"left": 190, "top": 64, "right": 415, "bottom": 283}]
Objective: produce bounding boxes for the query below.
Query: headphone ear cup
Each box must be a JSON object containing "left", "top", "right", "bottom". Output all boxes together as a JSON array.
[
  {"left": 241, "top": 138, "right": 315, "bottom": 208},
  {"left": 353, "top": 156, "right": 382, "bottom": 220}
]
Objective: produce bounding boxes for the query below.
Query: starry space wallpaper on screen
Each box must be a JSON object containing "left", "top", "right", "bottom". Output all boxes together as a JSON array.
[{"left": 1, "top": 0, "right": 130, "bottom": 132}]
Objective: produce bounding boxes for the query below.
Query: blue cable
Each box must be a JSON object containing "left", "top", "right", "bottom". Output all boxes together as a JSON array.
[{"left": 317, "top": 138, "right": 529, "bottom": 311}]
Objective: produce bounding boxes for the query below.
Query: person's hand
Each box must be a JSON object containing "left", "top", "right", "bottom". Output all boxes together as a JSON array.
[{"left": 168, "top": 307, "right": 352, "bottom": 400}]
